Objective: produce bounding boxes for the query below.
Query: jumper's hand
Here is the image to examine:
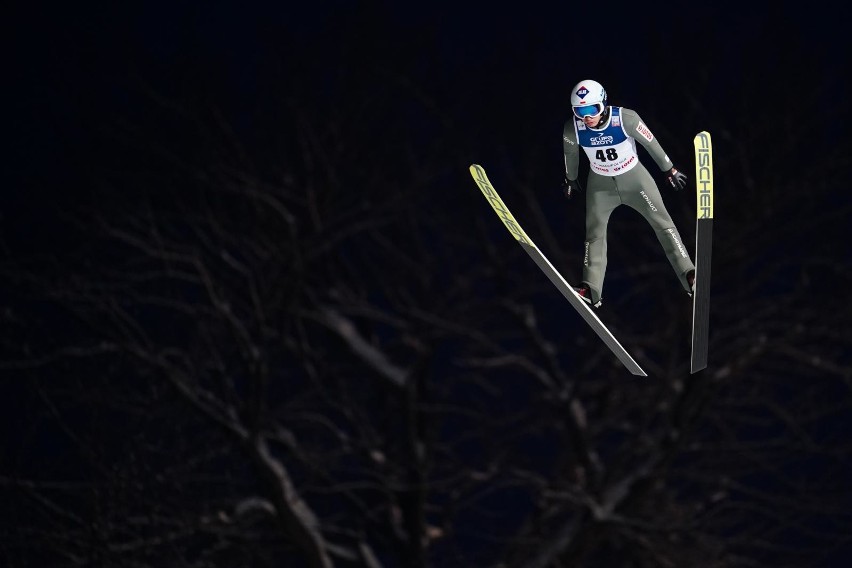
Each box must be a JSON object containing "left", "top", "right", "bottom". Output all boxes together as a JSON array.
[
  {"left": 664, "top": 167, "right": 687, "bottom": 191},
  {"left": 562, "top": 177, "right": 582, "bottom": 200}
]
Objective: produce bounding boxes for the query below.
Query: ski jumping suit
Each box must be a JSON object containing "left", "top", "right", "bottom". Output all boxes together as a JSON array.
[{"left": 562, "top": 106, "right": 695, "bottom": 305}]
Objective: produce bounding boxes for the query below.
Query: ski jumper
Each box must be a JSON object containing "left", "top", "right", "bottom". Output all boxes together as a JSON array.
[{"left": 562, "top": 107, "right": 695, "bottom": 305}]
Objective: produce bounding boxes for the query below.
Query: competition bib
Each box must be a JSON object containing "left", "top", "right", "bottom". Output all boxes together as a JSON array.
[{"left": 575, "top": 107, "right": 640, "bottom": 177}]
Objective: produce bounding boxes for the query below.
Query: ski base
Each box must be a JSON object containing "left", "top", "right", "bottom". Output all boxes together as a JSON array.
[{"left": 469, "top": 164, "right": 647, "bottom": 377}]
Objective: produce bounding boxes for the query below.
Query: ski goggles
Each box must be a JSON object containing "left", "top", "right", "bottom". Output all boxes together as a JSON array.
[{"left": 573, "top": 102, "right": 604, "bottom": 119}]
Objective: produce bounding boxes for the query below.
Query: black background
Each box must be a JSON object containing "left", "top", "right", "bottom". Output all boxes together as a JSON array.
[{"left": 5, "top": 2, "right": 852, "bottom": 567}]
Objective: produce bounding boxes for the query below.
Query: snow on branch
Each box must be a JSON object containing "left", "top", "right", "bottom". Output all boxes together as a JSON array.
[{"left": 318, "top": 306, "right": 408, "bottom": 388}]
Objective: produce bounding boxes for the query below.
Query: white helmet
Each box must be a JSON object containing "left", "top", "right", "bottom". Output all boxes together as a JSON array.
[{"left": 570, "top": 79, "right": 607, "bottom": 119}]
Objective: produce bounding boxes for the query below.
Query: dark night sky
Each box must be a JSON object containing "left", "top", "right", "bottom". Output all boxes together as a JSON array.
[
  {"left": 4, "top": 2, "right": 852, "bottom": 566},
  {"left": 8, "top": 1, "right": 849, "bottom": 190},
  {"left": 7, "top": 2, "right": 851, "bottom": 278}
]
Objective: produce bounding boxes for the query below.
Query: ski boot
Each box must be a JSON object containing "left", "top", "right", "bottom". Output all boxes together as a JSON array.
[{"left": 574, "top": 284, "right": 602, "bottom": 308}]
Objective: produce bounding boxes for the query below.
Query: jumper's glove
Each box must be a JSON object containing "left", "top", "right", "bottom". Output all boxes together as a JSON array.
[
  {"left": 562, "top": 176, "right": 582, "bottom": 200},
  {"left": 664, "top": 167, "right": 688, "bottom": 191}
]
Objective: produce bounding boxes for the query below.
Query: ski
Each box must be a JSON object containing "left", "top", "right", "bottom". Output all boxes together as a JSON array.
[
  {"left": 469, "top": 164, "right": 647, "bottom": 377},
  {"left": 691, "top": 132, "right": 714, "bottom": 373}
]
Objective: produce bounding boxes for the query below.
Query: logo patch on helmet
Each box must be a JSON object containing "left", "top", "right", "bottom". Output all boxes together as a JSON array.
[{"left": 575, "top": 86, "right": 589, "bottom": 99}]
